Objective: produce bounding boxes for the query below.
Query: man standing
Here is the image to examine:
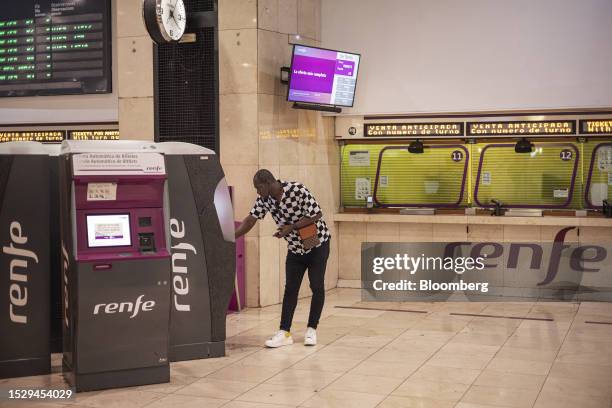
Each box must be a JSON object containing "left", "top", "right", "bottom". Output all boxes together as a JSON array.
[{"left": 235, "top": 169, "right": 331, "bottom": 347}]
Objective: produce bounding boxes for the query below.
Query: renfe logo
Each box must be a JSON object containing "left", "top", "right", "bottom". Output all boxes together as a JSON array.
[
  {"left": 4, "top": 221, "right": 39, "bottom": 324},
  {"left": 93, "top": 295, "right": 155, "bottom": 319},
  {"left": 170, "top": 218, "right": 197, "bottom": 312},
  {"left": 443, "top": 227, "right": 608, "bottom": 286}
]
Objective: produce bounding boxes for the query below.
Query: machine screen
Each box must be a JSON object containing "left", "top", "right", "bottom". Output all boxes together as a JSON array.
[{"left": 86, "top": 214, "right": 131, "bottom": 247}]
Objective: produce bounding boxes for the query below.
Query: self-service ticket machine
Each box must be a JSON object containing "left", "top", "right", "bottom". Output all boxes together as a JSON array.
[
  {"left": 0, "top": 142, "right": 56, "bottom": 379},
  {"left": 59, "top": 141, "right": 172, "bottom": 391},
  {"left": 157, "top": 142, "right": 235, "bottom": 361}
]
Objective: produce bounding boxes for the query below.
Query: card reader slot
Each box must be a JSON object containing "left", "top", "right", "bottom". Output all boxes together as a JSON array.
[{"left": 93, "top": 263, "right": 113, "bottom": 270}]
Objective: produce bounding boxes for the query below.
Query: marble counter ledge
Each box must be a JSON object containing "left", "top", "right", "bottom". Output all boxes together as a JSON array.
[{"left": 332, "top": 213, "right": 612, "bottom": 227}]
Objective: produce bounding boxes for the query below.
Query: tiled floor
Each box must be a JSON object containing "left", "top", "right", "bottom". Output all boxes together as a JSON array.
[{"left": 2, "top": 288, "right": 612, "bottom": 408}]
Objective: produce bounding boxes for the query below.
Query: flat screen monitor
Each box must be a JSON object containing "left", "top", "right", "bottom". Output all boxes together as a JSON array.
[
  {"left": 0, "top": 0, "right": 112, "bottom": 97},
  {"left": 86, "top": 214, "right": 131, "bottom": 248},
  {"left": 287, "top": 45, "right": 360, "bottom": 107}
]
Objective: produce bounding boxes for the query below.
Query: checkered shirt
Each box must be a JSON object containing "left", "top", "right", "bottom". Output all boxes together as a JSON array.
[{"left": 249, "top": 181, "right": 331, "bottom": 255}]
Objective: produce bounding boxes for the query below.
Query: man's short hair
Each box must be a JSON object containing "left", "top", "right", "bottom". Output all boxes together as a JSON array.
[{"left": 253, "top": 169, "right": 276, "bottom": 184}]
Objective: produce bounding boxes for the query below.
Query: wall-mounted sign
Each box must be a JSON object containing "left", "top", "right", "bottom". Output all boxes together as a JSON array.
[
  {"left": 467, "top": 120, "right": 576, "bottom": 136},
  {"left": 0, "top": 130, "right": 65, "bottom": 143},
  {"left": 68, "top": 129, "right": 119, "bottom": 140},
  {"left": 365, "top": 122, "right": 463, "bottom": 137},
  {"left": 579, "top": 119, "right": 612, "bottom": 135}
]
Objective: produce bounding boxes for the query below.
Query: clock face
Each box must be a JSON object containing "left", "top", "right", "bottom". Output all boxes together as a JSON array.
[{"left": 159, "top": 0, "right": 186, "bottom": 41}]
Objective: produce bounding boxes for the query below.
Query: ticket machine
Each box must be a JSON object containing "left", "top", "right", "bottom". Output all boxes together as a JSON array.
[
  {"left": 157, "top": 142, "right": 235, "bottom": 361},
  {"left": 59, "top": 141, "right": 172, "bottom": 391},
  {"left": 0, "top": 142, "right": 55, "bottom": 379}
]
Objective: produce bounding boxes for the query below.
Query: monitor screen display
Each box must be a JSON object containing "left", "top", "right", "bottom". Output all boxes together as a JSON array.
[
  {"left": 86, "top": 214, "right": 131, "bottom": 248},
  {"left": 0, "top": 0, "right": 112, "bottom": 97},
  {"left": 287, "top": 45, "right": 360, "bottom": 107}
]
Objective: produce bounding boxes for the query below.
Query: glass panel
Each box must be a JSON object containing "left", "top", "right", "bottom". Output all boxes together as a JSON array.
[
  {"left": 584, "top": 141, "right": 612, "bottom": 209},
  {"left": 471, "top": 142, "right": 582, "bottom": 209},
  {"left": 341, "top": 144, "right": 385, "bottom": 207},
  {"left": 374, "top": 145, "right": 469, "bottom": 207}
]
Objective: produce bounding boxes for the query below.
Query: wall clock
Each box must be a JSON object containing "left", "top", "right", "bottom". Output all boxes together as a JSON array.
[{"left": 142, "top": 0, "right": 187, "bottom": 43}]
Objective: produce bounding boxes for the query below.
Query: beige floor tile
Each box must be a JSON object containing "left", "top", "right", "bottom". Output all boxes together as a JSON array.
[
  {"left": 222, "top": 401, "right": 295, "bottom": 408},
  {"left": 451, "top": 332, "right": 511, "bottom": 347},
  {"left": 238, "top": 348, "right": 313, "bottom": 369},
  {"left": 132, "top": 374, "right": 199, "bottom": 394},
  {"left": 540, "top": 376, "right": 612, "bottom": 398},
  {"left": 416, "top": 318, "right": 469, "bottom": 333},
  {"left": 473, "top": 370, "right": 545, "bottom": 390},
  {"left": 391, "top": 378, "right": 470, "bottom": 402},
  {"left": 427, "top": 352, "right": 492, "bottom": 370},
  {"left": 516, "top": 319, "right": 572, "bottom": 332},
  {"left": 175, "top": 377, "right": 258, "bottom": 399},
  {"left": 0, "top": 403, "right": 72, "bottom": 408},
  {"left": 332, "top": 334, "right": 396, "bottom": 349},
  {"left": 481, "top": 303, "right": 533, "bottom": 316},
  {"left": 313, "top": 345, "right": 378, "bottom": 360},
  {"left": 300, "top": 328, "right": 349, "bottom": 345},
  {"left": 291, "top": 354, "right": 362, "bottom": 373},
  {"left": 462, "top": 319, "right": 520, "bottom": 336},
  {"left": 366, "top": 311, "right": 425, "bottom": 328},
  {"left": 438, "top": 342, "right": 500, "bottom": 357},
  {"left": 485, "top": 357, "right": 552, "bottom": 375},
  {"left": 327, "top": 373, "right": 404, "bottom": 395},
  {"left": 75, "top": 389, "right": 166, "bottom": 408},
  {"left": 317, "top": 315, "right": 374, "bottom": 328},
  {"left": 384, "top": 337, "right": 447, "bottom": 354},
  {"left": 555, "top": 350, "right": 612, "bottom": 366},
  {"left": 461, "top": 385, "right": 539, "bottom": 408},
  {"left": 503, "top": 335, "right": 563, "bottom": 350},
  {"left": 559, "top": 337, "right": 612, "bottom": 354},
  {"left": 494, "top": 346, "right": 558, "bottom": 362},
  {"left": 144, "top": 394, "right": 229, "bottom": 408},
  {"left": 348, "top": 359, "right": 420, "bottom": 379},
  {"left": 411, "top": 364, "right": 481, "bottom": 385},
  {"left": 377, "top": 395, "right": 456, "bottom": 407},
  {"left": 0, "top": 373, "right": 68, "bottom": 388},
  {"left": 265, "top": 368, "right": 342, "bottom": 390},
  {"left": 368, "top": 348, "right": 433, "bottom": 364},
  {"left": 397, "top": 329, "right": 457, "bottom": 342},
  {"left": 534, "top": 390, "right": 611, "bottom": 408},
  {"left": 170, "top": 357, "right": 236, "bottom": 377},
  {"left": 208, "top": 362, "right": 283, "bottom": 383},
  {"left": 345, "top": 326, "right": 407, "bottom": 337},
  {"left": 455, "top": 403, "right": 504, "bottom": 408},
  {"left": 225, "top": 345, "right": 263, "bottom": 361},
  {"left": 330, "top": 308, "right": 387, "bottom": 318},
  {"left": 226, "top": 334, "right": 272, "bottom": 347},
  {"left": 548, "top": 361, "right": 612, "bottom": 382},
  {"left": 300, "top": 388, "right": 386, "bottom": 408},
  {"left": 566, "top": 324, "right": 612, "bottom": 340},
  {"left": 236, "top": 383, "right": 315, "bottom": 406}
]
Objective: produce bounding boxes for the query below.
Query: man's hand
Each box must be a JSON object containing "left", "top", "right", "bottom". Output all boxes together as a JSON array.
[
  {"left": 274, "top": 224, "right": 293, "bottom": 238},
  {"left": 235, "top": 215, "right": 257, "bottom": 239}
]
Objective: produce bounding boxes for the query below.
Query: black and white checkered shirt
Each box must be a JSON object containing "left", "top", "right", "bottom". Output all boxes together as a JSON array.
[{"left": 250, "top": 181, "right": 331, "bottom": 255}]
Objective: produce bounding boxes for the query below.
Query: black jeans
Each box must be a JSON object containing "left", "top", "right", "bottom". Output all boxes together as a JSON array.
[{"left": 280, "top": 240, "right": 330, "bottom": 332}]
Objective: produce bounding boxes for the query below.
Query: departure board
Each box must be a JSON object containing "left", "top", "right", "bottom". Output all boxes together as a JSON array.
[{"left": 0, "top": 0, "right": 111, "bottom": 97}]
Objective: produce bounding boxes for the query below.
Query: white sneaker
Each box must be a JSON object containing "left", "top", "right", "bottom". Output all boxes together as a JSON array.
[
  {"left": 304, "top": 327, "right": 317, "bottom": 346},
  {"left": 265, "top": 330, "right": 293, "bottom": 348}
]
